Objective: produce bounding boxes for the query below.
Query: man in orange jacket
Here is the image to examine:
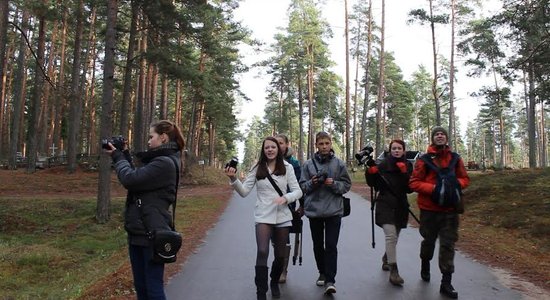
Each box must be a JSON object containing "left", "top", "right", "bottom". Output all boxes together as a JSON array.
[{"left": 409, "top": 126, "right": 470, "bottom": 299}]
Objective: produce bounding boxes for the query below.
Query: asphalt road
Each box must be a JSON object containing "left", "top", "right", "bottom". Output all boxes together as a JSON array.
[{"left": 165, "top": 189, "right": 527, "bottom": 300}]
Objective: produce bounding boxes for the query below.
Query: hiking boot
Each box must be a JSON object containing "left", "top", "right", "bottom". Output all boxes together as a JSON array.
[
  {"left": 421, "top": 259, "right": 430, "bottom": 282},
  {"left": 389, "top": 263, "right": 404, "bottom": 286},
  {"left": 382, "top": 253, "right": 390, "bottom": 271},
  {"left": 316, "top": 274, "right": 326, "bottom": 286},
  {"left": 440, "top": 282, "right": 458, "bottom": 298},
  {"left": 324, "top": 282, "right": 336, "bottom": 294}
]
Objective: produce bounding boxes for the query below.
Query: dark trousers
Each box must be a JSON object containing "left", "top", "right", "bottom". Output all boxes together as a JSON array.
[
  {"left": 419, "top": 210, "right": 459, "bottom": 274},
  {"left": 309, "top": 215, "right": 342, "bottom": 284},
  {"left": 128, "top": 244, "right": 166, "bottom": 300}
]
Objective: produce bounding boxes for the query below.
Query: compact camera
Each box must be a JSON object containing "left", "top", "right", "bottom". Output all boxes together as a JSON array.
[
  {"left": 225, "top": 157, "right": 238, "bottom": 170},
  {"left": 101, "top": 136, "right": 126, "bottom": 150}
]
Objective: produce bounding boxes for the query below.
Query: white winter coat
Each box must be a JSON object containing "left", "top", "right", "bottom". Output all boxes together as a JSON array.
[{"left": 231, "top": 161, "right": 303, "bottom": 224}]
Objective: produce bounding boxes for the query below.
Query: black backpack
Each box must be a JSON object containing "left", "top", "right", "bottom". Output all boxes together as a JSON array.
[{"left": 420, "top": 152, "right": 462, "bottom": 208}]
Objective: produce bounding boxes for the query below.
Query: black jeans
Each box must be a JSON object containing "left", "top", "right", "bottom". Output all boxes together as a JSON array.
[
  {"left": 419, "top": 209, "right": 459, "bottom": 274},
  {"left": 309, "top": 215, "right": 342, "bottom": 284}
]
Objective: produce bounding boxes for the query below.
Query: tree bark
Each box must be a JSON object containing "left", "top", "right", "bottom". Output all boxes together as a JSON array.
[
  {"left": 67, "top": 0, "right": 85, "bottom": 173},
  {"left": 120, "top": 0, "right": 139, "bottom": 138},
  {"left": 8, "top": 10, "right": 29, "bottom": 170},
  {"left": 360, "top": 0, "right": 373, "bottom": 149},
  {"left": 344, "top": 0, "right": 351, "bottom": 163},
  {"left": 429, "top": 0, "right": 441, "bottom": 125},
  {"left": 0, "top": 0, "right": 9, "bottom": 158},
  {"left": 26, "top": 9, "right": 47, "bottom": 173},
  {"left": 448, "top": 0, "right": 456, "bottom": 148},
  {"left": 97, "top": 0, "right": 118, "bottom": 223},
  {"left": 375, "top": 0, "right": 385, "bottom": 156}
]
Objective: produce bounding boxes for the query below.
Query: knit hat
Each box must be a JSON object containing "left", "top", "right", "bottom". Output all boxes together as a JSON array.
[{"left": 431, "top": 126, "right": 448, "bottom": 144}]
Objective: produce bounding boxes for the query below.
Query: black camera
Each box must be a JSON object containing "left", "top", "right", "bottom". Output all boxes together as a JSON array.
[
  {"left": 102, "top": 136, "right": 126, "bottom": 150},
  {"left": 355, "top": 146, "right": 374, "bottom": 165},
  {"left": 225, "top": 157, "right": 238, "bottom": 170},
  {"left": 314, "top": 170, "right": 328, "bottom": 183}
]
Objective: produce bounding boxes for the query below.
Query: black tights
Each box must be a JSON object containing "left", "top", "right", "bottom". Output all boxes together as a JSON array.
[{"left": 255, "top": 223, "right": 289, "bottom": 266}]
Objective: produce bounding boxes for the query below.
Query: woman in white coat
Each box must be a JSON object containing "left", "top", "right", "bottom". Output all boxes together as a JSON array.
[{"left": 225, "top": 136, "right": 302, "bottom": 300}]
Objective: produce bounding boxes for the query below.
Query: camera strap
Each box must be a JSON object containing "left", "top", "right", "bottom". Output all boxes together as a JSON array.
[{"left": 266, "top": 171, "right": 295, "bottom": 213}]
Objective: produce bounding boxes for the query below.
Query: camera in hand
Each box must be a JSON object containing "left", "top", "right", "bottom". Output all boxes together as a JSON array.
[
  {"left": 101, "top": 136, "right": 126, "bottom": 150},
  {"left": 225, "top": 157, "right": 238, "bottom": 170},
  {"left": 315, "top": 170, "right": 328, "bottom": 183},
  {"left": 355, "top": 145, "right": 374, "bottom": 165}
]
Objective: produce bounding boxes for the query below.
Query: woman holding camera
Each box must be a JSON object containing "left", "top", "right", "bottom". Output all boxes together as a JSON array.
[
  {"left": 105, "top": 120, "right": 185, "bottom": 300},
  {"left": 365, "top": 139, "right": 413, "bottom": 286},
  {"left": 225, "top": 136, "right": 302, "bottom": 300}
]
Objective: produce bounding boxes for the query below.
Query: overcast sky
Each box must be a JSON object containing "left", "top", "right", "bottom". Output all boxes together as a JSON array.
[{"left": 233, "top": 0, "right": 501, "bottom": 147}]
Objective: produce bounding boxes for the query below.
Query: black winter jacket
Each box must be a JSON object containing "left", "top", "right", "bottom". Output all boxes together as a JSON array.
[
  {"left": 366, "top": 157, "right": 412, "bottom": 229},
  {"left": 114, "top": 148, "right": 180, "bottom": 246}
]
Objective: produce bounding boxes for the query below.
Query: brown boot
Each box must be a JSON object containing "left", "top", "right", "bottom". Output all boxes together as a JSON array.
[
  {"left": 279, "top": 245, "right": 291, "bottom": 283},
  {"left": 389, "top": 263, "right": 404, "bottom": 286}
]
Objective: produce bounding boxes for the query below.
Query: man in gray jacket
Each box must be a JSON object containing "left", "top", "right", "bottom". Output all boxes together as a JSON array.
[{"left": 299, "top": 131, "right": 352, "bottom": 295}]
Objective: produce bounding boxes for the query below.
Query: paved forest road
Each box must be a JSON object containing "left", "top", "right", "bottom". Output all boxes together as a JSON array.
[{"left": 166, "top": 189, "right": 528, "bottom": 300}]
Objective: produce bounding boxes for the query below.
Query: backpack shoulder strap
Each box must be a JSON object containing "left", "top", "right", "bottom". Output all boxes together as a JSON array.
[
  {"left": 448, "top": 152, "right": 460, "bottom": 171},
  {"left": 420, "top": 154, "right": 440, "bottom": 172}
]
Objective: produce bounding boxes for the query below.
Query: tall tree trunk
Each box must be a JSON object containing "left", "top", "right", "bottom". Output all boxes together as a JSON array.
[
  {"left": 97, "top": 0, "right": 118, "bottom": 223},
  {"left": 448, "top": 0, "right": 456, "bottom": 148},
  {"left": 52, "top": 8, "right": 68, "bottom": 153},
  {"left": 307, "top": 44, "right": 315, "bottom": 157},
  {"left": 540, "top": 101, "right": 547, "bottom": 167},
  {"left": 134, "top": 23, "right": 147, "bottom": 152},
  {"left": 360, "top": 0, "right": 373, "bottom": 149},
  {"left": 26, "top": 10, "right": 47, "bottom": 173},
  {"left": 0, "top": 0, "right": 9, "bottom": 158},
  {"left": 67, "top": 0, "right": 84, "bottom": 173},
  {"left": 297, "top": 74, "right": 304, "bottom": 162},
  {"left": 352, "top": 19, "right": 361, "bottom": 155},
  {"left": 159, "top": 73, "right": 168, "bottom": 119},
  {"left": 527, "top": 63, "right": 536, "bottom": 168},
  {"left": 42, "top": 18, "right": 59, "bottom": 155},
  {"left": 82, "top": 6, "right": 98, "bottom": 155},
  {"left": 175, "top": 79, "right": 182, "bottom": 126},
  {"left": 8, "top": 10, "right": 29, "bottom": 169},
  {"left": 120, "top": 0, "right": 139, "bottom": 137},
  {"left": 429, "top": 0, "right": 441, "bottom": 125},
  {"left": 375, "top": 0, "right": 385, "bottom": 156},
  {"left": 344, "top": 0, "right": 351, "bottom": 163}
]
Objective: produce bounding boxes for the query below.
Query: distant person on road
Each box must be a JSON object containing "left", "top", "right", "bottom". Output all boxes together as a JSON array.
[
  {"left": 105, "top": 120, "right": 185, "bottom": 300},
  {"left": 299, "top": 131, "right": 352, "bottom": 295},
  {"left": 225, "top": 136, "right": 302, "bottom": 300},
  {"left": 365, "top": 139, "right": 413, "bottom": 286},
  {"left": 409, "top": 126, "right": 470, "bottom": 299},
  {"left": 274, "top": 133, "right": 303, "bottom": 284}
]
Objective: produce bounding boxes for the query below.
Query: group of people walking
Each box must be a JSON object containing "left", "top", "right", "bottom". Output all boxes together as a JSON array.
[
  {"left": 224, "top": 127, "right": 470, "bottom": 300},
  {"left": 104, "top": 121, "right": 469, "bottom": 300}
]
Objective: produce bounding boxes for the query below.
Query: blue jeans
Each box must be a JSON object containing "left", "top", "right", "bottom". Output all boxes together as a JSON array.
[
  {"left": 309, "top": 215, "right": 342, "bottom": 284},
  {"left": 128, "top": 244, "right": 166, "bottom": 300}
]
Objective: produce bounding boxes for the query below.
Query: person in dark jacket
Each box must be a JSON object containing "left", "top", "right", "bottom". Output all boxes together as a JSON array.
[
  {"left": 105, "top": 120, "right": 185, "bottom": 300},
  {"left": 274, "top": 133, "right": 302, "bottom": 284},
  {"left": 225, "top": 136, "right": 302, "bottom": 300},
  {"left": 299, "top": 131, "right": 351, "bottom": 295},
  {"left": 409, "top": 126, "right": 470, "bottom": 299},
  {"left": 365, "top": 139, "right": 413, "bottom": 286}
]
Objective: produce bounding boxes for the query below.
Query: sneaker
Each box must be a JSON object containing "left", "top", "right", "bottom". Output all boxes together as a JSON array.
[
  {"left": 324, "top": 282, "right": 336, "bottom": 294},
  {"left": 316, "top": 274, "right": 326, "bottom": 286}
]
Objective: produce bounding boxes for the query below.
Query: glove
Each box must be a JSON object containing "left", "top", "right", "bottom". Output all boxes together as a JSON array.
[
  {"left": 366, "top": 157, "right": 376, "bottom": 167},
  {"left": 111, "top": 150, "right": 126, "bottom": 164},
  {"left": 396, "top": 162, "right": 407, "bottom": 173},
  {"left": 367, "top": 166, "right": 378, "bottom": 174}
]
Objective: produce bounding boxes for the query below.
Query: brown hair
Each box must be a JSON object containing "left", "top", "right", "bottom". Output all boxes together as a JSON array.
[
  {"left": 151, "top": 120, "right": 185, "bottom": 150},
  {"left": 389, "top": 139, "right": 406, "bottom": 151},
  {"left": 315, "top": 131, "right": 331, "bottom": 142},
  {"left": 255, "top": 136, "right": 286, "bottom": 179}
]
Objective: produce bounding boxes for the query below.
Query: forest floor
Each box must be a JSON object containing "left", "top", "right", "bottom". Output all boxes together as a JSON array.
[{"left": 0, "top": 167, "right": 548, "bottom": 298}]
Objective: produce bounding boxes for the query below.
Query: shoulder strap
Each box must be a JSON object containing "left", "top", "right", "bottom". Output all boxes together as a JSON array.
[
  {"left": 166, "top": 156, "right": 180, "bottom": 230},
  {"left": 421, "top": 152, "right": 460, "bottom": 174},
  {"left": 266, "top": 172, "right": 284, "bottom": 196},
  {"left": 311, "top": 158, "right": 319, "bottom": 172}
]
